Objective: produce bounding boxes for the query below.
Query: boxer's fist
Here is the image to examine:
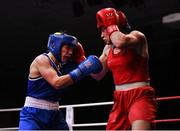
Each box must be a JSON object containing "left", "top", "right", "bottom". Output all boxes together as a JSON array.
[
  {"left": 96, "top": 8, "right": 120, "bottom": 37},
  {"left": 73, "top": 42, "right": 86, "bottom": 64},
  {"left": 69, "top": 55, "right": 102, "bottom": 81},
  {"left": 96, "top": 8, "right": 119, "bottom": 29},
  {"left": 106, "top": 25, "right": 119, "bottom": 37}
]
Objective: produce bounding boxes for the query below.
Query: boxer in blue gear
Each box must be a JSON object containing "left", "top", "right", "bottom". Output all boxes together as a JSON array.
[{"left": 19, "top": 32, "right": 102, "bottom": 130}]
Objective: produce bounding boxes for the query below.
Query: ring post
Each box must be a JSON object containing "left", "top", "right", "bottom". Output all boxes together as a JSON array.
[{"left": 66, "top": 106, "right": 74, "bottom": 130}]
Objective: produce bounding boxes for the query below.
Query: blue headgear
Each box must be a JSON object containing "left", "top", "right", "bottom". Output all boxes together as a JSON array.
[{"left": 47, "top": 32, "right": 78, "bottom": 63}]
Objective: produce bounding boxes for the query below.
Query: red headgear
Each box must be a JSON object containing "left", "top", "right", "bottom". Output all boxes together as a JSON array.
[{"left": 96, "top": 8, "right": 130, "bottom": 30}]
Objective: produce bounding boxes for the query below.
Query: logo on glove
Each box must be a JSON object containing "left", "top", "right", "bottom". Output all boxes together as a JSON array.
[
  {"left": 106, "top": 12, "right": 113, "bottom": 17},
  {"left": 84, "top": 61, "right": 92, "bottom": 69}
]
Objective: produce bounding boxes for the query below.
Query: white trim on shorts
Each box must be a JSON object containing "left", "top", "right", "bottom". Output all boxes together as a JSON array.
[
  {"left": 24, "top": 96, "right": 59, "bottom": 110},
  {"left": 115, "top": 81, "right": 150, "bottom": 91}
]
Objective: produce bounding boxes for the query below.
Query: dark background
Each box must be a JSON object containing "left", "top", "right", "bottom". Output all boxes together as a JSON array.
[{"left": 0, "top": 0, "right": 180, "bottom": 129}]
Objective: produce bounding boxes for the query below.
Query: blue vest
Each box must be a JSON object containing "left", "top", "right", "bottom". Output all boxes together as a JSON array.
[{"left": 27, "top": 53, "right": 77, "bottom": 102}]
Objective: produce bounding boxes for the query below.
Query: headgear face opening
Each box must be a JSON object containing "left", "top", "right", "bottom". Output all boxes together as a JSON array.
[{"left": 47, "top": 32, "right": 78, "bottom": 63}]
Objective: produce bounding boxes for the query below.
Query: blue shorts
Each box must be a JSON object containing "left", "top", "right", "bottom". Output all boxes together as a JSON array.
[{"left": 19, "top": 107, "right": 69, "bottom": 130}]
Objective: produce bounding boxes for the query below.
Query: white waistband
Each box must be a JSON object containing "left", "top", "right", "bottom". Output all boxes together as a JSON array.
[
  {"left": 24, "top": 96, "right": 59, "bottom": 110},
  {"left": 115, "top": 82, "right": 150, "bottom": 91}
]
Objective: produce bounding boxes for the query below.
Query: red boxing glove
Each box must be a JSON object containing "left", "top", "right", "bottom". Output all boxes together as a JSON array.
[
  {"left": 96, "top": 8, "right": 130, "bottom": 34},
  {"left": 106, "top": 25, "right": 119, "bottom": 37},
  {"left": 96, "top": 8, "right": 119, "bottom": 30},
  {"left": 73, "top": 42, "right": 86, "bottom": 64}
]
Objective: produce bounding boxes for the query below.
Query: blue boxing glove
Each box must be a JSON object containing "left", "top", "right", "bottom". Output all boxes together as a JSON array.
[{"left": 69, "top": 55, "right": 102, "bottom": 82}]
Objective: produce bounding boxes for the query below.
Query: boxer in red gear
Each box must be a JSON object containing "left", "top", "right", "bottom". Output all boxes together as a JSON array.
[{"left": 93, "top": 8, "right": 157, "bottom": 130}]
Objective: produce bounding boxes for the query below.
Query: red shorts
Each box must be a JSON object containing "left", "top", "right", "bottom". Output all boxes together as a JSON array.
[{"left": 106, "top": 86, "right": 157, "bottom": 130}]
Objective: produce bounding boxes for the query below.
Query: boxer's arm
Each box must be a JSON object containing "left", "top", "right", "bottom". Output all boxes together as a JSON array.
[
  {"left": 111, "top": 30, "right": 143, "bottom": 48},
  {"left": 36, "top": 54, "right": 102, "bottom": 89},
  {"left": 130, "top": 31, "right": 149, "bottom": 58},
  {"left": 111, "top": 30, "right": 148, "bottom": 57},
  {"left": 90, "top": 45, "right": 110, "bottom": 80},
  {"left": 36, "top": 55, "right": 74, "bottom": 89}
]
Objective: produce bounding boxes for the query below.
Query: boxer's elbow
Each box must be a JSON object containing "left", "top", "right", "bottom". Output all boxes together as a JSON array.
[
  {"left": 50, "top": 78, "right": 62, "bottom": 89},
  {"left": 53, "top": 81, "right": 63, "bottom": 89}
]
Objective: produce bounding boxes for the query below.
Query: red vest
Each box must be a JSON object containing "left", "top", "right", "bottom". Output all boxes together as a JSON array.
[{"left": 107, "top": 47, "right": 150, "bottom": 85}]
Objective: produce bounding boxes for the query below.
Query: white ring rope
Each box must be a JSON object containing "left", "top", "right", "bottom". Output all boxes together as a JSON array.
[
  {"left": 0, "top": 108, "right": 21, "bottom": 112},
  {"left": 60, "top": 101, "right": 114, "bottom": 108},
  {"left": 0, "top": 96, "right": 180, "bottom": 129},
  {"left": 72, "top": 122, "right": 107, "bottom": 127}
]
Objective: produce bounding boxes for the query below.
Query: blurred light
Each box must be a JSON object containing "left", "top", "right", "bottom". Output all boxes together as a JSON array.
[{"left": 162, "top": 12, "right": 180, "bottom": 29}]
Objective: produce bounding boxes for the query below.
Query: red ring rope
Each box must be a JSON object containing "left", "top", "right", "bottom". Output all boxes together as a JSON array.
[
  {"left": 153, "top": 118, "right": 180, "bottom": 123},
  {"left": 153, "top": 96, "right": 180, "bottom": 124},
  {"left": 156, "top": 96, "right": 180, "bottom": 101}
]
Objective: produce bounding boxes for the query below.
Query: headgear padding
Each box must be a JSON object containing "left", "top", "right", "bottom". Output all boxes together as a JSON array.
[
  {"left": 96, "top": 8, "right": 131, "bottom": 30},
  {"left": 47, "top": 32, "right": 78, "bottom": 63},
  {"left": 96, "top": 8, "right": 119, "bottom": 29}
]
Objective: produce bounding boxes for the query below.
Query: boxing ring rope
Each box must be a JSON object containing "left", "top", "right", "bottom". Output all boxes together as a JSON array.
[
  {"left": 0, "top": 96, "right": 180, "bottom": 130},
  {"left": 156, "top": 95, "right": 180, "bottom": 101},
  {"left": 153, "top": 119, "right": 180, "bottom": 123}
]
